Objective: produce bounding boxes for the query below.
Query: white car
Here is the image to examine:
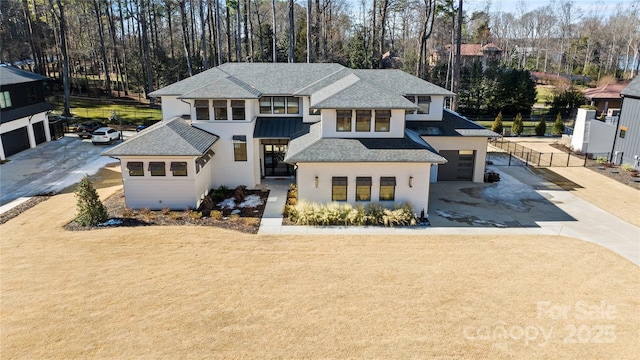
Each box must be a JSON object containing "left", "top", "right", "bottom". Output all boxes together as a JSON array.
[{"left": 91, "top": 127, "right": 121, "bottom": 145}]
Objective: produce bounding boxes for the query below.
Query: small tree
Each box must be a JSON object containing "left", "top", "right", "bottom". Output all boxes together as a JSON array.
[
  {"left": 534, "top": 116, "right": 547, "bottom": 136},
  {"left": 491, "top": 111, "right": 504, "bottom": 134},
  {"left": 75, "top": 175, "right": 108, "bottom": 226},
  {"left": 511, "top": 112, "right": 524, "bottom": 135},
  {"left": 552, "top": 113, "right": 565, "bottom": 135}
]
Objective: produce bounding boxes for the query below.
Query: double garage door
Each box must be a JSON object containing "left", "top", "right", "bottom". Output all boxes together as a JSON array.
[
  {"left": 1, "top": 122, "right": 46, "bottom": 158},
  {"left": 438, "top": 150, "right": 475, "bottom": 181}
]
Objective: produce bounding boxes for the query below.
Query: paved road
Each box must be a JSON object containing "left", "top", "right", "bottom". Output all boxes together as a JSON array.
[{"left": 0, "top": 133, "right": 131, "bottom": 206}]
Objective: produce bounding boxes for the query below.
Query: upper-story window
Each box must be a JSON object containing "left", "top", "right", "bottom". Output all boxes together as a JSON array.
[
  {"left": 404, "top": 95, "right": 431, "bottom": 115},
  {"left": 26, "top": 87, "right": 37, "bottom": 103},
  {"left": 195, "top": 100, "right": 209, "bottom": 120},
  {"left": 375, "top": 110, "right": 391, "bottom": 132},
  {"left": 356, "top": 110, "right": 371, "bottom": 132},
  {"left": 260, "top": 96, "right": 300, "bottom": 115},
  {"left": 336, "top": 110, "right": 352, "bottom": 132},
  {"left": 1, "top": 91, "right": 12, "bottom": 109},
  {"left": 231, "top": 100, "right": 245, "bottom": 120},
  {"left": 213, "top": 100, "right": 227, "bottom": 120}
]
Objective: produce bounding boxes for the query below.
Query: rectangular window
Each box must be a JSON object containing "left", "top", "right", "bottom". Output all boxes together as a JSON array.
[
  {"left": 231, "top": 100, "right": 245, "bottom": 120},
  {"left": 233, "top": 135, "right": 247, "bottom": 161},
  {"left": 260, "top": 97, "right": 272, "bottom": 114},
  {"left": 355, "top": 177, "right": 371, "bottom": 201},
  {"left": 26, "top": 87, "right": 37, "bottom": 103},
  {"left": 332, "top": 177, "right": 348, "bottom": 201},
  {"left": 170, "top": 161, "right": 188, "bottom": 176},
  {"left": 126, "top": 162, "right": 144, "bottom": 176},
  {"left": 379, "top": 177, "right": 396, "bottom": 201},
  {"left": 356, "top": 110, "right": 371, "bottom": 132},
  {"left": 0, "top": 91, "right": 11, "bottom": 108},
  {"left": 287, "top": 97, "right": 299, "bottom": 114},
  {"left": 375, "top": 110, "right": 391, "bottom": 132},
  {"left": 212, "top": 100, "right": 227, "bottom": 120},
  {"left": 194, "top": 100, "right": 209, "bottom": 120},
  {"left": 273, "top": 97, "right": 286, "bottom": 114},
  {"left": 417, "top": 96, "right": 431, "bottom": 114},
  {"left": 336, "top": 110, "right": 352, "bottom": 132},
  {"left": 148, "top": 162, "right": 166, "bottom": 176}
]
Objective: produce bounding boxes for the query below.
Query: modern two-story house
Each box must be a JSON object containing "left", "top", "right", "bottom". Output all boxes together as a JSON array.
[
  {"left": 104, "top": 63, "right": 496, "bottom": 212},
  {"left": 0, "top": 66, "right": 53, "bottom": 160}
]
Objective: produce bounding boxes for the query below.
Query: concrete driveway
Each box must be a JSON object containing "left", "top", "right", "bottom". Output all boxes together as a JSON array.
[{"left": 0, "top": 133, "right": 132, "bottom": 206}]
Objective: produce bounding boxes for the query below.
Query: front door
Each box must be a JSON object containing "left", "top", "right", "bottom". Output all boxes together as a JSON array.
[{"left": 264, "top": 142, "right": 292, "bottom": 176}]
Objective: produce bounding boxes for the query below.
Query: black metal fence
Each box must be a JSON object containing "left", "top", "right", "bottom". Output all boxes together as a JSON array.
[{"left": 488, "top": 138, "right": 612, "bottom": 167}]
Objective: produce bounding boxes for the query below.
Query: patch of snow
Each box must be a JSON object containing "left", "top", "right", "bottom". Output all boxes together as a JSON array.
[
  {"left": 217, "top": 198, "right": 236, "bottom": 209},
  {"left": 231, "top": 209, "right": 241, "bottom": 215},
  {"left": 99, "top": 218, "right": 123, "bottom": 226},
  {"left": 238, "top": 194, "right": 263, "bottom": 208}
]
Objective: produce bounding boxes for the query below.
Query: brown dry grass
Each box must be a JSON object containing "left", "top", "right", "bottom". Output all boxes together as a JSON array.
[{"left": 1, "top": 179, "right": 639, "bottom": 359}]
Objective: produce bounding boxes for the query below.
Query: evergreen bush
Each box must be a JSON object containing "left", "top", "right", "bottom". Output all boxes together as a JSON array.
[
  {"left": 491, "top": 112, "right": 504, "bottom": 134},
  {"left": 534, "top": 116, "right": 547, "bottom": 136},
  {"left": 511, "top": 113, "right": 524, "bottom": 135},
  {"left": 552, "top": 114, "right": 565, "bottom": 134},
  {"left": 74, "top": 176, "right": 108, "bottom": 226}
]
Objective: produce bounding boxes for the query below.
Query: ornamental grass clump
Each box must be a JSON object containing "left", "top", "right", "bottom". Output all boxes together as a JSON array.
[
  {"left": 289, "top": 201, "right": 416, "bottom": 227},
  {"left": 74, "top": 176, "right": 108, "bottom": 226}
]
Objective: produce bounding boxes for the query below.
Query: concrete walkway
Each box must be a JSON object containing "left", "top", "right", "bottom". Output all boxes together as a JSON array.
[{"left": 258, "top": 166, "right": 639, "bottom": 266}]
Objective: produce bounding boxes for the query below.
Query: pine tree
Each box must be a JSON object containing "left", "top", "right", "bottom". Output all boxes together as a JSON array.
[
  {"left": 552, "top": 113, "right": 565, "bottom": 135},
  {"left": 491, "top": 111, "right": 504, "bottom": 134},
  {"left": 511, "top": 112, "right": 524, "bottom": 135},
  {"left": 534, "top": 116, "right": 547, "bottom": 136},
  {"left": 75, "top": 175, "right": 108, "bottom": 226}
]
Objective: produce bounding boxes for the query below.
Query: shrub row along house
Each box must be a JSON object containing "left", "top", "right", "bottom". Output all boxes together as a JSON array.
[{"left": 104, "top": 63, "right": 497, "bottom": 213}]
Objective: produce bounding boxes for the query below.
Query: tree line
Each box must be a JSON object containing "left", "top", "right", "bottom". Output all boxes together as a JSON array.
[{"left": 1, "top": 0, "right": 638, "bottom": 116}]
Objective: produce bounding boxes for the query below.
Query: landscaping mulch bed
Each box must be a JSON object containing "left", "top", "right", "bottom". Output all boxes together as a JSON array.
[
  {"left": 65, "top": 189, "right": 269, "bottom": 234},
  {"left": 550, "top": 143, "right": 640, "bottom": 190}
]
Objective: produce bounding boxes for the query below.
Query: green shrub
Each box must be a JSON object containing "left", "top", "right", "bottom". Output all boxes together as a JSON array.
[
  {"left": 596, "top": 157, "right": 608, "bottom": 164},
  {"left": 511, "top": 113, "right": 524, "bottom": 135},
  {"left": 552, "top": 114, "right": 565, "bottom": 134},
  {"left": 209, "top": 186, "right": 229, "bottom": 202},
  {"left": 491, "top": 111, "right": 503, "bottom": 134},
  {"left": 74, "top": 176, "right": 108, "bottom": 226},
  {"left": 534, "top": 116, "right": 546, "bottom": 136}
]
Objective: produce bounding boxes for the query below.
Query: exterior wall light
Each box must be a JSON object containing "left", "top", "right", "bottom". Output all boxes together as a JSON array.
[
  {"left": 409, "top": 176, "right": 413, "bottom": 187},
  {"left": 315, "top": 176, "right": 319, "bottom": 188}
]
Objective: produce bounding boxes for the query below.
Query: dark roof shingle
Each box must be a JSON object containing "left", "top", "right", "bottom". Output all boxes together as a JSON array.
[
  {"left": 405, "top": 109, "right": 499, "bottom": 137},
  {"left": 0, "top": 66, "right": 49, "bottom": 86}
]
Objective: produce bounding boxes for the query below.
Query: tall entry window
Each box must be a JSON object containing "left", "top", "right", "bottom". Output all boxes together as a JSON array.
[{"left": 263, "top": 140, "right": 292, "bottom": 177}]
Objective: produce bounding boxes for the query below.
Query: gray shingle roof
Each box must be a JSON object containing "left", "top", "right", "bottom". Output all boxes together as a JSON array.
[
  {"left": 311, "top": 75, "right": 418, "bottom": 110},
  {"left": 149, "top": 67, "right": 229, "bottom": 96},
  {"left": 103, "top": 117, "right": 219, "bottom": 157},
  {"left": 179, "top": 75, "right": 262, "bottom": 99},
  {"left": 253, "top": 117, "right": 310, "bottom": 138},
  {"left": 621, "top": 76, "right": 640, "bottom": 98},
  {"left": 353, "top": 69, "right": 454, "bottom": 96},
  {"left": 0, "top": 66, "right": 49, "bottom": 85},
  {"left": 405, "top": 109, "right": 499, "bottom": 137},
  {"left": 285, "top": 122, "right": 447, "bottom": 163}
]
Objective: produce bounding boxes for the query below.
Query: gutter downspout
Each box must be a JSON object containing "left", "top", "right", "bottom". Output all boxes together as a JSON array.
[{"left": 179, "top": 98, "right": 192, "bottom": 122}]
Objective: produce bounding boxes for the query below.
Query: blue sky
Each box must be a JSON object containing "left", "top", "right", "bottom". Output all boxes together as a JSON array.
[{"left": 469, "top": 0, "right": 638, "bottom": 19}]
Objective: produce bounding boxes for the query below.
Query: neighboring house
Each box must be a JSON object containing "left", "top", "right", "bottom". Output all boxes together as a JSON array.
[
  {"left": 430, "top": 43, "right": 502, "bottom": 68},
  {"left": 612, "top": 76, "right": 640, "bottom": 168},
  {"left": 583, "top": 83, "right": 625, "bottom": 117},
  {"left": 104, "top": 63, "right": 497, "bottom": 212},
  {"left": 0, "top": 66, "right": 53, "bottom": 160}
]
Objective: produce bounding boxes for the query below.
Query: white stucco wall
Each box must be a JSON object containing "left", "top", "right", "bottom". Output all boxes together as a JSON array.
[
  {"left": 296, "top": 162, "right": 433, "bottom": 213},
  {"left": 405, "top": 95, "right": 446, "bottom": 121},
  {"left": 160, "top": 96, "right": 191, "bottom": 119},
  {"left": 422, "top": 136, "right": 489, "bottom": 183},
  {"left": 571, "top": 109, "right": 595, "bottom": 152},
  {"left": 570, "top": 108, "right": 615, "bottom": 155},
  {"left": 118, "top": 155, "right": 204, "bottom": 210},
  {"left": 193, "top": 122, "right": 259, "bottom": 188},
  {"left": 320, "top": 109, "right": 406, "bottom": 138},
  {"left": 302, "top": 96, "right": 321, "bottom": 123}
]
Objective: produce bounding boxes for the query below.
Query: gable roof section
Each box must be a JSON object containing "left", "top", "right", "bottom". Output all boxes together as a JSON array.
[
  {"left": 285, "top": 122, "right": 447, "bottom": 163},
  {"left": 179, "top": 75, "right": 262, "bottom": 99},
  {"left": 311, "top": 75, "right": 418, "bottom": 109},
  {"left": 148, "top": 67, "right": 229, "bottom": 96},
  {"left": 583, "top": 83, "right": 626, "bottom": 100},
  {"left": 0, "top": 66, "right": 49, "bottom": 86},
  {"left": 103, "top": 117, "right": 219, "bottom": 157},
  {"left": 621, "top": 76, "right": 640, "bottom": 98},
  {"left": 352, "top": 69, "right": 454, "bottom": 97},
  {"left": 405, "top": 109, "right": 499, "bottom": 137}
]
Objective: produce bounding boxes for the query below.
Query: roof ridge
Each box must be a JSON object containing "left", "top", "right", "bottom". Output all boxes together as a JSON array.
[{"left": 293, "top": 66, "right": 349, "bottom": 94}]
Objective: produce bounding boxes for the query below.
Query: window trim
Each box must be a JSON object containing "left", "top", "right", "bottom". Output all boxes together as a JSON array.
[
  {"left": 0, "top": 91, "right": 11, "bottom": 109},
  {"left": 194, "top": 100, "right": 210, "bottom": 120},
  {"left": 212, "top": 100, "right": 227, "bottom": 120},
  {"left": 126, "top": 162, "right": 144, "bottom": 176},
  {"left": 148, "top": 162, "right": 166, "bottom": 176},
  {"left": 375, "top": 110, "right": 391, "bottom": 132},
  {"left": 336, "top": 110, "right": 352, "bottom": 132},
  {"left": 332, "top": 177, "right": 348, "bottom": 201},
  {"left": 231, "top": 100, "right": 245, "bottom": 120},
  {"left": 355, "top": 177, "right": 372, "bottom": 201},
  {"left": 379, "top": 176, "right": 396, "bottom": 201},
  {"left": 286, "top": 97, "right": 299, "bottom": 114},
  {"left": 170, "top": 161, "right": 188, "bottom": 176},
  {"left": 233, "top": 135, "right": 247, "bottom": 162},
  {"left": 356, "top": 110, "right": 372, "bottom": 132}
]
